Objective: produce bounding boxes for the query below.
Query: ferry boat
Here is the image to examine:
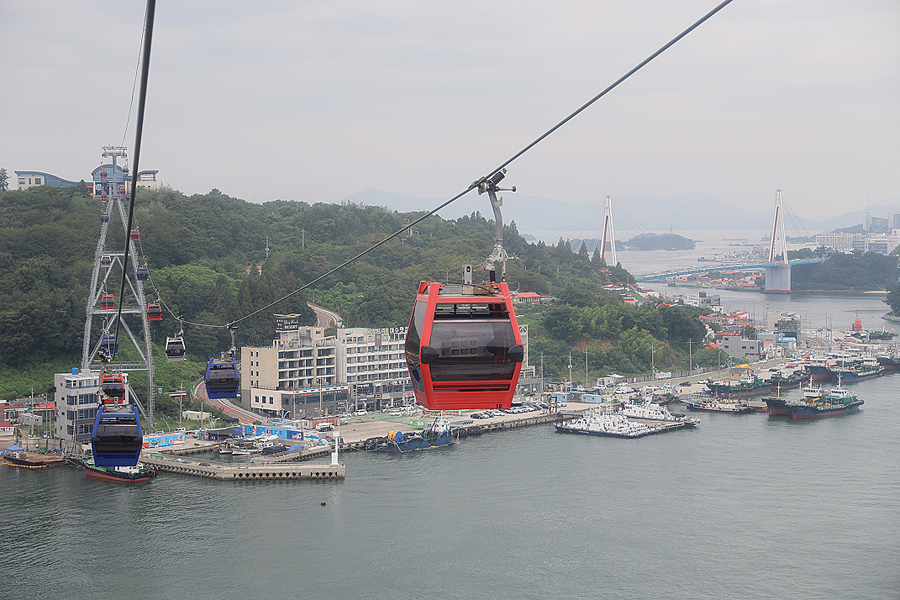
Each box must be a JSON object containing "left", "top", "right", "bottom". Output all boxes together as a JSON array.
[
  {"left": 788, "top": 384, "right": 863, "bottom": 419},
  {"left": 620, "top": 400, "right": 699, "bottom": 427},
  {"left": 83, "top": 459, "right": 155, "bottom": 482},
  {"left": 555, "top": 410, "right": 657, "bottom": 438},
  {"left": 366, "top": 417, "right": 458, "bottom": 452}
]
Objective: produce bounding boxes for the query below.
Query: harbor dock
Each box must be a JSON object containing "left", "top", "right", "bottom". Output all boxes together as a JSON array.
[{"left": 139, "top": 453, "right": 345, "bottom": 480}]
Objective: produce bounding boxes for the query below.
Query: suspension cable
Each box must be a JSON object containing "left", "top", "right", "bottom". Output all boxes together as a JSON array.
[
  {"left": 226, "top": 0, "right": 735, "bottom": 329},
  {"left": 125, "top": 0, "right": 735, "bottom": 334},
  {"left": 111, "top": 0, "right": 155, "bottom": 358}
]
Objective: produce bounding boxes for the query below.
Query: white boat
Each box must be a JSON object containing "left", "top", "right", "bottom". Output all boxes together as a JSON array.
[
  {"left": 621, "top": 400, "right": 699, "bottom": 427},
  {"left": 555, "top": 409, "right": 657, "bottom": 438}
]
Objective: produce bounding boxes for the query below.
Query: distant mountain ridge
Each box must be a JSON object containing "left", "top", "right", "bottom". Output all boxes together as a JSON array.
[{"left": 343, "top": 189, "right": 900, "bottom": 234}]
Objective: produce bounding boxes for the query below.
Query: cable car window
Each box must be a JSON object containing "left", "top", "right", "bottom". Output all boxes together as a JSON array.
[
  {"left": 404, "top": 300, "right": 428, "bottom": 392},
  {"left": 405, "top": 300, "right": 428, "bottom": 358},
  {"left": 426, "top": 318, "right": 518, "bottom": 382}
]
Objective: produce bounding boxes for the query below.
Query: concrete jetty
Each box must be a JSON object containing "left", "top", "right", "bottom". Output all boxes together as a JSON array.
[{"left": 140, "top": 452, "right": 344, "bottom": 480}]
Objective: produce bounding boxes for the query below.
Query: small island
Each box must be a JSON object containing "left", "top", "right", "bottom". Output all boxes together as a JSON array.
[{"left": 624, "top": 232, "right": 695, "bottom": 251}]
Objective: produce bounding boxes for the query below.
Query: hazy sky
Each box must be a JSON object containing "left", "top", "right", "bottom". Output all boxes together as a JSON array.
[{"left": 2, "top": 0, "right": 898, "bottom": 220}]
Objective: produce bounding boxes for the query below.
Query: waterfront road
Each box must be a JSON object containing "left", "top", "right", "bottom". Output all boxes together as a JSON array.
[
  {"left": 308, "top": 302, "right": 342, "bottom": 327},
  {"left": 193, "top": 380, "right": 260, "bottom": 425}
]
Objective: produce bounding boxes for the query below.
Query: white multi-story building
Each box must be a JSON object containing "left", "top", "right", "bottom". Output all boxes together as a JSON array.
[
  {"left": 241, "top": 315, "right": 538, "bottom": 417},
  {"left": 241, "top": 318, "right": 345, "bottom": 419},
  {"left": 54, "top": 368, "right": 101, "bottom": 443},
  {"left": 336, "top": 327, "right": 410, "bottom": 402},
  {"left": 815, "top": 229, "right": 900, "bottom": 254}
]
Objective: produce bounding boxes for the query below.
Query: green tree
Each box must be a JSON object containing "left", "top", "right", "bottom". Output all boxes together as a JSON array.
[
  {"left": 885, "top": 281, "right": 900, "bottom": 317},
  {"left": 0, "top": 168, "right": 9, "bottom": 191}
]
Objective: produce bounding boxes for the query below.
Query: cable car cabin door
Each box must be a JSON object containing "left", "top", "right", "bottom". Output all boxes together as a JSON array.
[{"left": 405, "top": 281, "right": 524, "bottom": 411}]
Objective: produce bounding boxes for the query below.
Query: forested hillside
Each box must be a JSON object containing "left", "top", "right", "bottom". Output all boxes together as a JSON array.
[
  {"left": 788, "top": 251, "right": 900, "bottom": 291},
  {"left": 2, "top": 183, "right": 667, "bottom": 397}
]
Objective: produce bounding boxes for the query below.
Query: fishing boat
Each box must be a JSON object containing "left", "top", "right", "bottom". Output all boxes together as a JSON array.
[
  {"left": 805, "top": 358, "right": 832, "bottom": 382},
  {"left": 868, "top": 327, "right": 895, "bottom": 341},
  {"left": 620, "top": 400, "right": 699, "bottom": 427},
  {"left": 765, "top": 382, "right": 824, "bottom": 416},
  {"left": 682, "top": 397, "right": 754, "bottom": 414},
  {"left": 83, "top": 459, "right": 155, "bottom": 482},
  {"left": 366, "top": 416, "right": 458, "bottom": 452},
  {"left": 788, "top": 382, "right": 863, "bottom": 419},
  {"left": 827, "top": 357, "right": 884, "bottom": 383},
  {"left": 555, "top": 409, "right": 657, "bottom": 438},
  {"left": 765, "top": 369, "right": 809, "bottom": 391},
  {"left": 705, "top": 370, "right": 772, "bottom": 398},
  {"left": 876, "top": 353, "right": 900, "bottom": 372}
]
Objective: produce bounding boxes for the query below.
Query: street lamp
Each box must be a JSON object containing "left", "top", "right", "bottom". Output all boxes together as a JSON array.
[{"left": 317, "top": 378, "right": 323, "bottom": 417}]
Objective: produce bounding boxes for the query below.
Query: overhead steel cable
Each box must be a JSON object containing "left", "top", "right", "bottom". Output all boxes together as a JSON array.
[
  {"left": 111, "top": 0, "right": 155, "bottom": 359},
  {"left": 225, "top": 0, "right": 735, "bottom": 330},
  {"left": 479, "top": 0, "right": 735, "bottom": 186},
  {"left": 121, "top": 0, "right": 734, "bottom": 334}
]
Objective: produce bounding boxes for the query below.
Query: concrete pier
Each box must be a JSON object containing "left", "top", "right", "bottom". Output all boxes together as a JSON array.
[{"left": 140, "top": 453, "right": 344, "bottom": 480}]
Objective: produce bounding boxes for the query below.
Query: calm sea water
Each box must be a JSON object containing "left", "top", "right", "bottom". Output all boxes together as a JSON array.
[
  {"left": 2, "top": 374, "right": 898, "bottom": 600},
  {"left": 2, "top": 294, "right": 898, "bottom": 600}
]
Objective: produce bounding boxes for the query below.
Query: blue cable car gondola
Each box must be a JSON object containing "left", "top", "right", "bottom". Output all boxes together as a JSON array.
[
  {"left": 137, "top": 266, "right": 149, "bottom": 280},
  {"left": 100, "top": 333, "right": 118, "bottom": 355},
  {"left": 205, "top": 357, "right": 240, "bottom": 399},
  {"left": 90, "top": 405, "right": 143, "bottom": 467},
  {"left": 100, "top": 211, "right": 109, "bottom": 223},
  {"left": 404, "top": 280, "right": 524, "bottom": 411}
]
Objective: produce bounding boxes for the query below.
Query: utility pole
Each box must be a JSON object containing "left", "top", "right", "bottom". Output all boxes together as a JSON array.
[
  {"left": 585, "top": 348, "right": 589, "bottom": 388},
  {"left": 540, "top": 352, "right": 544, "bottom": 397},
  {"left": 568, "top": 353, "right": 573, "bottom": 392},
  {"left": 687, "top": 339, "right": 694, "bottom": 376}
]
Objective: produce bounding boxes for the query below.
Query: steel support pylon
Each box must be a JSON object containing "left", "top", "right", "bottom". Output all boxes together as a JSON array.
[{"left": 80, "top": 146, "right": 155, "bottom": 424}]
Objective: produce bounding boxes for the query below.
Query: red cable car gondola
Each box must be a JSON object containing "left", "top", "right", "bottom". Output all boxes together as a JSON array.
[
  {"left": 404, "top": 279, "right": 524, "bottom": 411},
  {"left": 147, "top": 303, "right": 162, "bottom": 321},
  {"left": 403, "top": 169, "right": 524, "bottom": 411},
  {"left": 130, "top": 228, "right": 140, "bottom": 241},
  {"left": 100, "top": 372, "right": 127, "bottom": 403},
  {"left": 100, "top": 293, "right": 114, "bottom": 310}
]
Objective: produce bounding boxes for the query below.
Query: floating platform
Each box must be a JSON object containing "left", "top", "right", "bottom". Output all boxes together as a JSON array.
[
  {"left": 139, "top": 454, "right": 344, "bottom": 480},
  {"left": 1, "top": 451, "right": 66, "bottom": 468}
]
